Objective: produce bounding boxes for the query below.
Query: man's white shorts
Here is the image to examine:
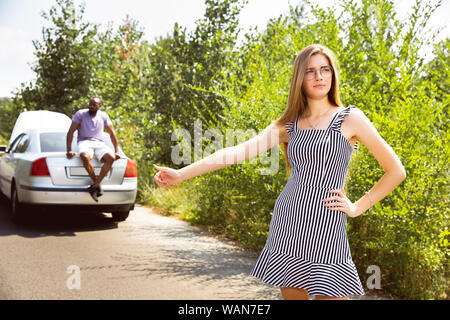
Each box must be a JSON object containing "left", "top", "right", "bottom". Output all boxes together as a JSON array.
[{"left": 78, "top": 140, "right": 113, "bottom": 161}]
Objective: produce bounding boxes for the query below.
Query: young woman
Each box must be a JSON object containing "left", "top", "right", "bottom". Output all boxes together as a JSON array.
[{"left": 153, "top": 44, "right": 407, "bottom": 300}]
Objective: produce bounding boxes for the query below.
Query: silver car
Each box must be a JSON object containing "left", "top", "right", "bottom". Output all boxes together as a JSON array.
[{"left": 0, "top": 111, "right": 137, "bottom": 223}]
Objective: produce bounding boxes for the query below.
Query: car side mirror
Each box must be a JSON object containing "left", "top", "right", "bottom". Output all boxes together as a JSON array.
[{"left": 0, "top": 145, "right": 7, "bottom": 154}]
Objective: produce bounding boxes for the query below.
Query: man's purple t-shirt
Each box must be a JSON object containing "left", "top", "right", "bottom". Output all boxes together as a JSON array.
[{"left": 72, "top": 109, "right": 112, "bottom": 143}]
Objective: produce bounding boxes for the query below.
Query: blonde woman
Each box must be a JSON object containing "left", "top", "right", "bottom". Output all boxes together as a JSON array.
[{"left": 153, "top": 44, "right": 406, "bottom": 300}]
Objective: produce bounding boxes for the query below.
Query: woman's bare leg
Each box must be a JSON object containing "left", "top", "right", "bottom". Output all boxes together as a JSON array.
[{"left": 280, "top": 287, "right": 310, "bottom": 300}]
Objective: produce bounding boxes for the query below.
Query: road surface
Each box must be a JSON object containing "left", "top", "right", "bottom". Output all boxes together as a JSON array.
[{"left": 0, "top": 200, "right": 282, "bottom": 299}]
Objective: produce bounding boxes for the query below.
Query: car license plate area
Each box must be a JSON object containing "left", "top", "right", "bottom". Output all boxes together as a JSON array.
[{"left": 69, "top": 167, "right": 102, "bottom": 177}]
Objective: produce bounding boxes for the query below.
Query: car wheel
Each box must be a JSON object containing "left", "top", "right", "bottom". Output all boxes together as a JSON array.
[
  {"left": 11, "top": 185, "right": 25, "bottom": 223},
  {"left": 111, "top": 211, "right": 129, "bottom": 222}
]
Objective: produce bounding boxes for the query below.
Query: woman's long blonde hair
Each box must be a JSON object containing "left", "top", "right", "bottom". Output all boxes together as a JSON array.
[{"left": 275, "top": 44, "right": 342, "bottom": 176}]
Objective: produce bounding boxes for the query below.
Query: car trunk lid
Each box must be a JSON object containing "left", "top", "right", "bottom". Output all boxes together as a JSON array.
[{"left": 44, "top": 153, "right": 127, "bottom": 186}]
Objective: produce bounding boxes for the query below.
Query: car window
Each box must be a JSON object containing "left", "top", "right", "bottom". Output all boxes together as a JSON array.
[
  {"left": 14, "top": 134, "right": 30, "bottom": 153},
  {"left": 39, "top": 132, "right": 116, "bottom": 153},
  {"left": 40, "top": 132, "right": 77, "bottom": 153}
]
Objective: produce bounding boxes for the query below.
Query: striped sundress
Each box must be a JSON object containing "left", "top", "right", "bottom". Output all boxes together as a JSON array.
[{"left": 250, "top": 106, "right": 365, "bottom": 297}]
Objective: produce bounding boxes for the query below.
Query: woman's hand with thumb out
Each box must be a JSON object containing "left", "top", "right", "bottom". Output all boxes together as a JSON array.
[{"left": 153, "top": 164, "right": 183, "bottom": 188}]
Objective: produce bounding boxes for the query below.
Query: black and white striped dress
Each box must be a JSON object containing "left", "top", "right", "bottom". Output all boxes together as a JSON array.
[{"left": 250, "top": 106, "right": 365, "bottom": 297}]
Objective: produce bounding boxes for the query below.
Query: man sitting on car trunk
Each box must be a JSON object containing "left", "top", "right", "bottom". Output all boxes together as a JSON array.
[{"left": 66, "top": 97, "right": 120, "bottom": 202}]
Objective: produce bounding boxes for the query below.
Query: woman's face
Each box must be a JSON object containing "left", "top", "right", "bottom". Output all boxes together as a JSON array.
[{"left": 302, "top": 53, "right": 333, "bottom": 101}]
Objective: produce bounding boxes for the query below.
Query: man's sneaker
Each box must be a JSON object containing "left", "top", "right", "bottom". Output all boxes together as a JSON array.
[
  {"left": 87, "top": 185, "right": 99, "bottom": 202},
  {"left": 96, "top": 185, "right": 104, "bottom": 197}
]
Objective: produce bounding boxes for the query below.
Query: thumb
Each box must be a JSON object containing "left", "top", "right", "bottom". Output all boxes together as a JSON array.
[{"left": 153, "top": 164, "right": 164, "bottom": 171}]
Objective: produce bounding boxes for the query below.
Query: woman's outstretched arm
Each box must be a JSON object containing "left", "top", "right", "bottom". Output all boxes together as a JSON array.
[{"left": 154, "top": 122, "right": 289, "bottom": 188}]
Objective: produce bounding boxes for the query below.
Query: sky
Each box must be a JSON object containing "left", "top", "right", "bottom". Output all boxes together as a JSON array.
[{"left": 0, "top": 0, "right": 448, "bottom": 98}]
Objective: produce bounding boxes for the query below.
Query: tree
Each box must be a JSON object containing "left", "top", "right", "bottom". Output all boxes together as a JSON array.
[
  {"left": 148, "top": 0, "right": 245, "bottom": 165},
  {"left": 0, "top": 98, "right": 17, "bottom": 143},
  {"left": 16, "top": 0, "right": 97, "bottom": 115},
  {"left": 424, "top": 38, "right": 449, "bottom": 104}
]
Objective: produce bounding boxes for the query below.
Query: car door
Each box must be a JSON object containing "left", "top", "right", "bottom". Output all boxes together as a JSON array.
[{"left": 0, "top": 134, "right": 26, "bottom": 198}]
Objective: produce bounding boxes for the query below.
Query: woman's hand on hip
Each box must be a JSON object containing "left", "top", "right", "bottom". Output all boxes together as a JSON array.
[{"left": 322, "top": 189, "right": 362, "bottom": 218}]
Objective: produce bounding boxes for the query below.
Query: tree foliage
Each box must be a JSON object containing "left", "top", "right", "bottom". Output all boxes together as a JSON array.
[{"left": 17, "top": 0, "right": 97, "bottom": 115}]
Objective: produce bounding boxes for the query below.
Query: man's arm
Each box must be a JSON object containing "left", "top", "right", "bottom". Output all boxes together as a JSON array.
[
  {"left": 105, "top": 124, "right": 120, "bottom": 159},
  {"left": 66, "top": 121, "right": 80, "bottom": 158}
]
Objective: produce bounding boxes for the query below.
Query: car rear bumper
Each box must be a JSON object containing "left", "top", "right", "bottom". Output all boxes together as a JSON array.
[
  {"left": 20, "top": 202, "right": 135, "bottom": 213},
  {"left": 18, "top": 182, "right": 137, "bottom": 207}
]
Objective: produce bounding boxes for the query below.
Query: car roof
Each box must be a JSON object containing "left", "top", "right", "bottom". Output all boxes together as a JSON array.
[
  {"left": 21, "top": 128, "right": 70, "bottom": 135},
  {"left": 19, "top": 128, "right": 112, "bottom": 136},
  {"left": 9, "top": 110, "right": 72, "bottom": 147}
]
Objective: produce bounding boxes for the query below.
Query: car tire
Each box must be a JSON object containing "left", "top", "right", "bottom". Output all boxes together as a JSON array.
[
  {"left": 11, "top": 184, "right": 25, "bottom": 223},
  {"left": 111, "top": 211, "right": 129, "bottom": 222}
]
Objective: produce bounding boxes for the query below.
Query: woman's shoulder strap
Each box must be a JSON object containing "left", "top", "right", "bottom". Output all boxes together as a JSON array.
[
  {"left": 285, "top": 119, "right": 295, "bottom": 135},
  {"left": 329, "top": 105, "right": 356, "bottom": 131},
  {"left": 329, "top": 106, "right": 359, "bottom": 150}
]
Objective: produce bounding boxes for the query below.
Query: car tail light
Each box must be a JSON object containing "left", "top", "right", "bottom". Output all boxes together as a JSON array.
[
  {"left": 124, "top": 159, "right": 137, "bottom": 178},
  {"left": 30, "top": 157, "right": 50, "bottom": 176}
]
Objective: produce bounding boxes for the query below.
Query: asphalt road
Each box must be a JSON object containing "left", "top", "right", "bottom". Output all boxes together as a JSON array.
[
  {"left": 0, "top": 199, "right": 281, "bottom": 300},
  {"left": 0, "top": 197, "right": 388, "bottom": 300}
]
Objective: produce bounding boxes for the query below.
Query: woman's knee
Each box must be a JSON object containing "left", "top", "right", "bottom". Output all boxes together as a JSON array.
[{"left": 280, "top": 287, "right": 310, "bottom": 300}]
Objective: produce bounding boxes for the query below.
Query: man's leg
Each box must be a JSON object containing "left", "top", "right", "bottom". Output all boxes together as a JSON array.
[
  {"left": 92, "top": 153, "right": 115, "bottom": 188},
  {"left": 80, "top": 151, "right": 100, "bottom": 202},
  {"left": 80, "top": 152, "right": 97, "bottom": 184}
]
